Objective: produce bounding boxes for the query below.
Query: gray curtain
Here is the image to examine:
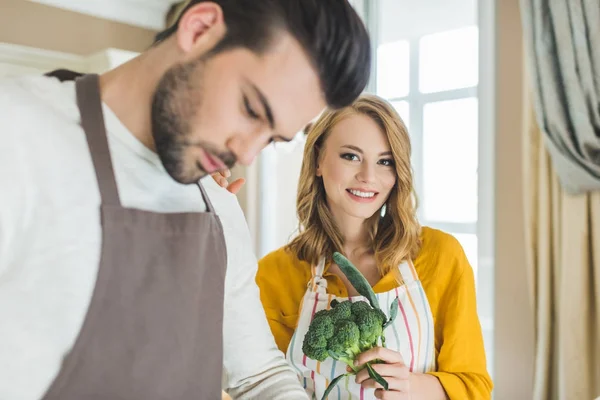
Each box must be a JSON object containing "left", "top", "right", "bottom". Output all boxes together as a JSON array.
[{"left": 521, "top": 0, "right": 600, "bottom": 194}]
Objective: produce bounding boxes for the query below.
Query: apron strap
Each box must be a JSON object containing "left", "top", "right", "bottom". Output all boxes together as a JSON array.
[
  {"left": 314, "top": 258, "right": 327, "bottom": 278},
  {"left": 196, "top": 180, "right": 216, "bottom": 214},
  {"left": 75, "top": 74, "right": 121, "bottom": 206},
  {"left": 308, "top": 258, "right": 328, "bottom": 293},
  {"left": 397, "top": 259, "right": 418, "bottom": 285},
  {"left": 45, "top": 69, "right": 84, "bottom": 82}
]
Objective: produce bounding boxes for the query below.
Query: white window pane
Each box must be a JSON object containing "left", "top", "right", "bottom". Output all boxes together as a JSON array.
[
  {"left": 391, "top": 100, "right": 410, "bottom": 130},
  {"left": 450, "top": 233, "right": 478, "bottom": 282},
  {"left": 422, "top": 98, "right": 478, "bottom": 223},
  {"left": 419, "top": 26, "right": 479, "bottom": 94},
  {"left": 377, "top": 40, "right": 410, "bottom": 98}
]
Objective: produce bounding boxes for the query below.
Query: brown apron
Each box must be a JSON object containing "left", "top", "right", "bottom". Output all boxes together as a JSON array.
[{"left": 41, "top": 73, "right": 227, "bottom": 400}]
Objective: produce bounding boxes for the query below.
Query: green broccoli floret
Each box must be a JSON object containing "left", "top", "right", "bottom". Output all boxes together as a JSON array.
[
  {"left": 303, "top": 341, "right": 329, "bottom": 362},
  {"left": 350, "top": 300, "right": 372, "bottom": 315},
  {"left": 355, "top": 308, "right": 385, "bottom": 350},
  {"left": 329, "top": 319, "right": 361, "bottom": 354},
  {"left": 329, "top": 300, "right": 353, "bottom": 323},
  {"left": 327, "top": 319, "right": 362, "bottom": 371},
  {"left": 302, "top": 309, "right": 335, "bottom": 362},
  {"left": 310, "top": 313, "right": 334, "bottom": 338},
  {"left": 313, "top": 309, "right": 330, "bottom": 321},
  {"left": 304, "top": 327, "right": 327, "bottom": 348},
  {"left": 351, "top": 300, "right": 386, "bottom": 349}
]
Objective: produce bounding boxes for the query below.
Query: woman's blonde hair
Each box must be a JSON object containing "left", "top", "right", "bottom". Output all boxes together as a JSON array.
[{"left": 287, "top": 94, "right": 420, "bottom": 278}]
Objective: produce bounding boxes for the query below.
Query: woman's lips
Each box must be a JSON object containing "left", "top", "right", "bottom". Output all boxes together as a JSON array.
[{"left": 345, "top": 188, "right": 379, "bottom": 203}]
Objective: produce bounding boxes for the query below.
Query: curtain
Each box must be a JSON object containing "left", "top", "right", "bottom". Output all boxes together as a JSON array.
[
  {"left": 521, "top": 0, "right": 600, "bottom": 194},
  {"left": 524, "top": 80, "right": 600, "bottom": 400}
]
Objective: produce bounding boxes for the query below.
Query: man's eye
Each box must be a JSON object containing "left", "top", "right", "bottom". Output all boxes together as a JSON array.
[
  {"left": 244, "top": 96, "right": 259, "bottom": 119},
  {"left": 341, "top": 153, "right": 359, "bottom": 161}
]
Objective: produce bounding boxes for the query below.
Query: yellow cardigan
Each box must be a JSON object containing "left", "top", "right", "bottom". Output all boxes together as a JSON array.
[{"left": 256, "top": 227, "right": 493, "bottom": 399}]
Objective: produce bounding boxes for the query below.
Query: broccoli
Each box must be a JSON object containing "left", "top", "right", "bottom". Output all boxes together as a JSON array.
[
  {"left": 302, "top": 300, "right": 386, "bottom": 373},
  {"left": 303, "top": 252, "right": 400, "bottom": 399}
]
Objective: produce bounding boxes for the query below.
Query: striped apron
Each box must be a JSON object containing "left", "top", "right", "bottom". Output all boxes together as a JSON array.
[{"left": 286, "top": 258, "right": 436, "bottom": 399}]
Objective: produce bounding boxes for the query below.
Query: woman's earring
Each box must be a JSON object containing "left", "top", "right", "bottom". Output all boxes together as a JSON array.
[{"left": 380, "top": 203, "right": 387, "bottom": 218}]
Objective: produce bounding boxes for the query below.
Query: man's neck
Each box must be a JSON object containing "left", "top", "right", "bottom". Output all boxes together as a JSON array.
[{"left": 98, "top": 44, "right": 174, "bottom": 152}]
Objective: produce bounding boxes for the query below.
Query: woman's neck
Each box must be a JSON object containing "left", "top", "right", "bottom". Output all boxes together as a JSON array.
[{"left": 332, "top": 211, "right": 370, "bottom": 258}]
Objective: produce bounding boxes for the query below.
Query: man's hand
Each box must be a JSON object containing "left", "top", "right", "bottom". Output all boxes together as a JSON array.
[{"left": 211, "top": 170, "right": 245, "bottom": 195}]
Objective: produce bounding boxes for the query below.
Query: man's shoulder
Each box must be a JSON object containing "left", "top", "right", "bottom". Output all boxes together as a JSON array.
[
  {"left": 201, "top": 177, "right": 245, "bottom": 217},
  {"left": 0, "top": 75, "right": 92, "bottom": 202},
  {"left": 0, "top": 75, "right": 78, "bottom": 125},
  {"left": 201, "top": 177, "right": 253, "bottom": 244}
]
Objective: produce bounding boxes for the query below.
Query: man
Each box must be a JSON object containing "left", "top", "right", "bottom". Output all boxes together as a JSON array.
[{"left": 0, "top": 1, "right": 370, "bottom": 399}]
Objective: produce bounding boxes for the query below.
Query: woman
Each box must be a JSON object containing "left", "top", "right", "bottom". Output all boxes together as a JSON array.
[{"left": 254, "top": 94, "right": 492, "bottom": 399}]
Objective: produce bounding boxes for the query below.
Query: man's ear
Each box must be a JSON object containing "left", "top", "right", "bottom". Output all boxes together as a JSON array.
[{"left": 175, "top": 2, "right": 226, "bottom": 56}]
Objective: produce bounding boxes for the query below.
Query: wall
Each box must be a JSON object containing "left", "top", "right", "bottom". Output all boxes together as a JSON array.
[
  {"left": 0, "top": 0, "right": 156, "bottom": 55},
  {"left": 379, "top": 0, "right": 477, "bottom": 41},
  {"left": 493, "top": 0, "right": 535, "bottom": 398}
]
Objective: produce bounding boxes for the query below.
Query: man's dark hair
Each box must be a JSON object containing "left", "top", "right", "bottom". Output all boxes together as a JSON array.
[{"left": 154, "top": 0, "right": 371, "bottom": 109}]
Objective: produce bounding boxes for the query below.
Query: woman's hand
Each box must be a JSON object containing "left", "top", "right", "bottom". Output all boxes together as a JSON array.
[
  {"left": 354, "top": 347, "right": 411, "bottom": 399},
  {"left": 211, "top": 169, "right": 245, "bottom": 195},
  {"left": 351, "top": 347, "right": 447, "bottom": 400}
]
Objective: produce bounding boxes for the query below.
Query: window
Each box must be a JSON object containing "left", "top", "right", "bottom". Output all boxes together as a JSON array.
[
  {"left": 377, "top": 40, "right": 410, "bottom": 99},
  {"left": 374, "top": 24, "right": 479, "bottom": 274},
  {"left": 422, "top": 98, "right": 478, "bottom": 225},
  {"left": 391, "top": 100, "right": 410, "bottom": 130},
  {"left": 419, "top": 27, "right": 479, "bottom": 93},
  {"left": 370, "top": 0, "right": 493, "bottom": 377}
]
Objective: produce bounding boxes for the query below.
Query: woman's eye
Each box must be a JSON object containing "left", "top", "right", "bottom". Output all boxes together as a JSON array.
[
  {"left": 341, "top": 153, "right": 360, "bottom": 161},
  {"left": 243, "top": 96, "right": 259, "bottom": 119},
  {"left": 379, "top": 159, "right": 395, "bottom": 167}
]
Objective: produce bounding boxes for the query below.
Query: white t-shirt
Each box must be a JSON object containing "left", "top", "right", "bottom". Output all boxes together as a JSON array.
[{"left": 0, "top": 75, "right": 307, "bottom": 400}]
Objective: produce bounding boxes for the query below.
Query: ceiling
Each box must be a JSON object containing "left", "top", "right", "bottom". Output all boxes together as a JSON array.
[
  {"left": 26, "top": 0, "right": 478, "bottom": 39},
  {"left": 27, "top": 0, "right": 180, "bottom": 31},
  {"left": 378, "top": 0, "right": 477, "bottom": 42}
]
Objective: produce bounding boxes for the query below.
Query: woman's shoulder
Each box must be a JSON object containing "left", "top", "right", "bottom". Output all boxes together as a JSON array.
[
  {"left": 257, "top": 246, "right": 311, "bottom": 317},
  {"left": 419, "top": 226, "right": 465, "bottom": 255},
  {"left": 257, "top": 246, "right": 311, "bottom": 285},
  {"left": 259, "top": 246, "right": 307, "bottom": 270},
  {"left": 415, "top": 226, "right": 471, "bottom": 277}
]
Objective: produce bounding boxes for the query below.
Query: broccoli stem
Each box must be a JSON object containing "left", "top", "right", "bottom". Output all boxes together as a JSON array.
[
  {"left": 348, "top": 344, "right": 362, "bottom": 358},
  {"left": 336, "top": 356, "right": 359, "bottom": 373}
]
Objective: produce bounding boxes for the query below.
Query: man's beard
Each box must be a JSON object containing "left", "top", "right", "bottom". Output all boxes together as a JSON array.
[{"left": 151, "top": 58, "right": 236, "bottom": 184}]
